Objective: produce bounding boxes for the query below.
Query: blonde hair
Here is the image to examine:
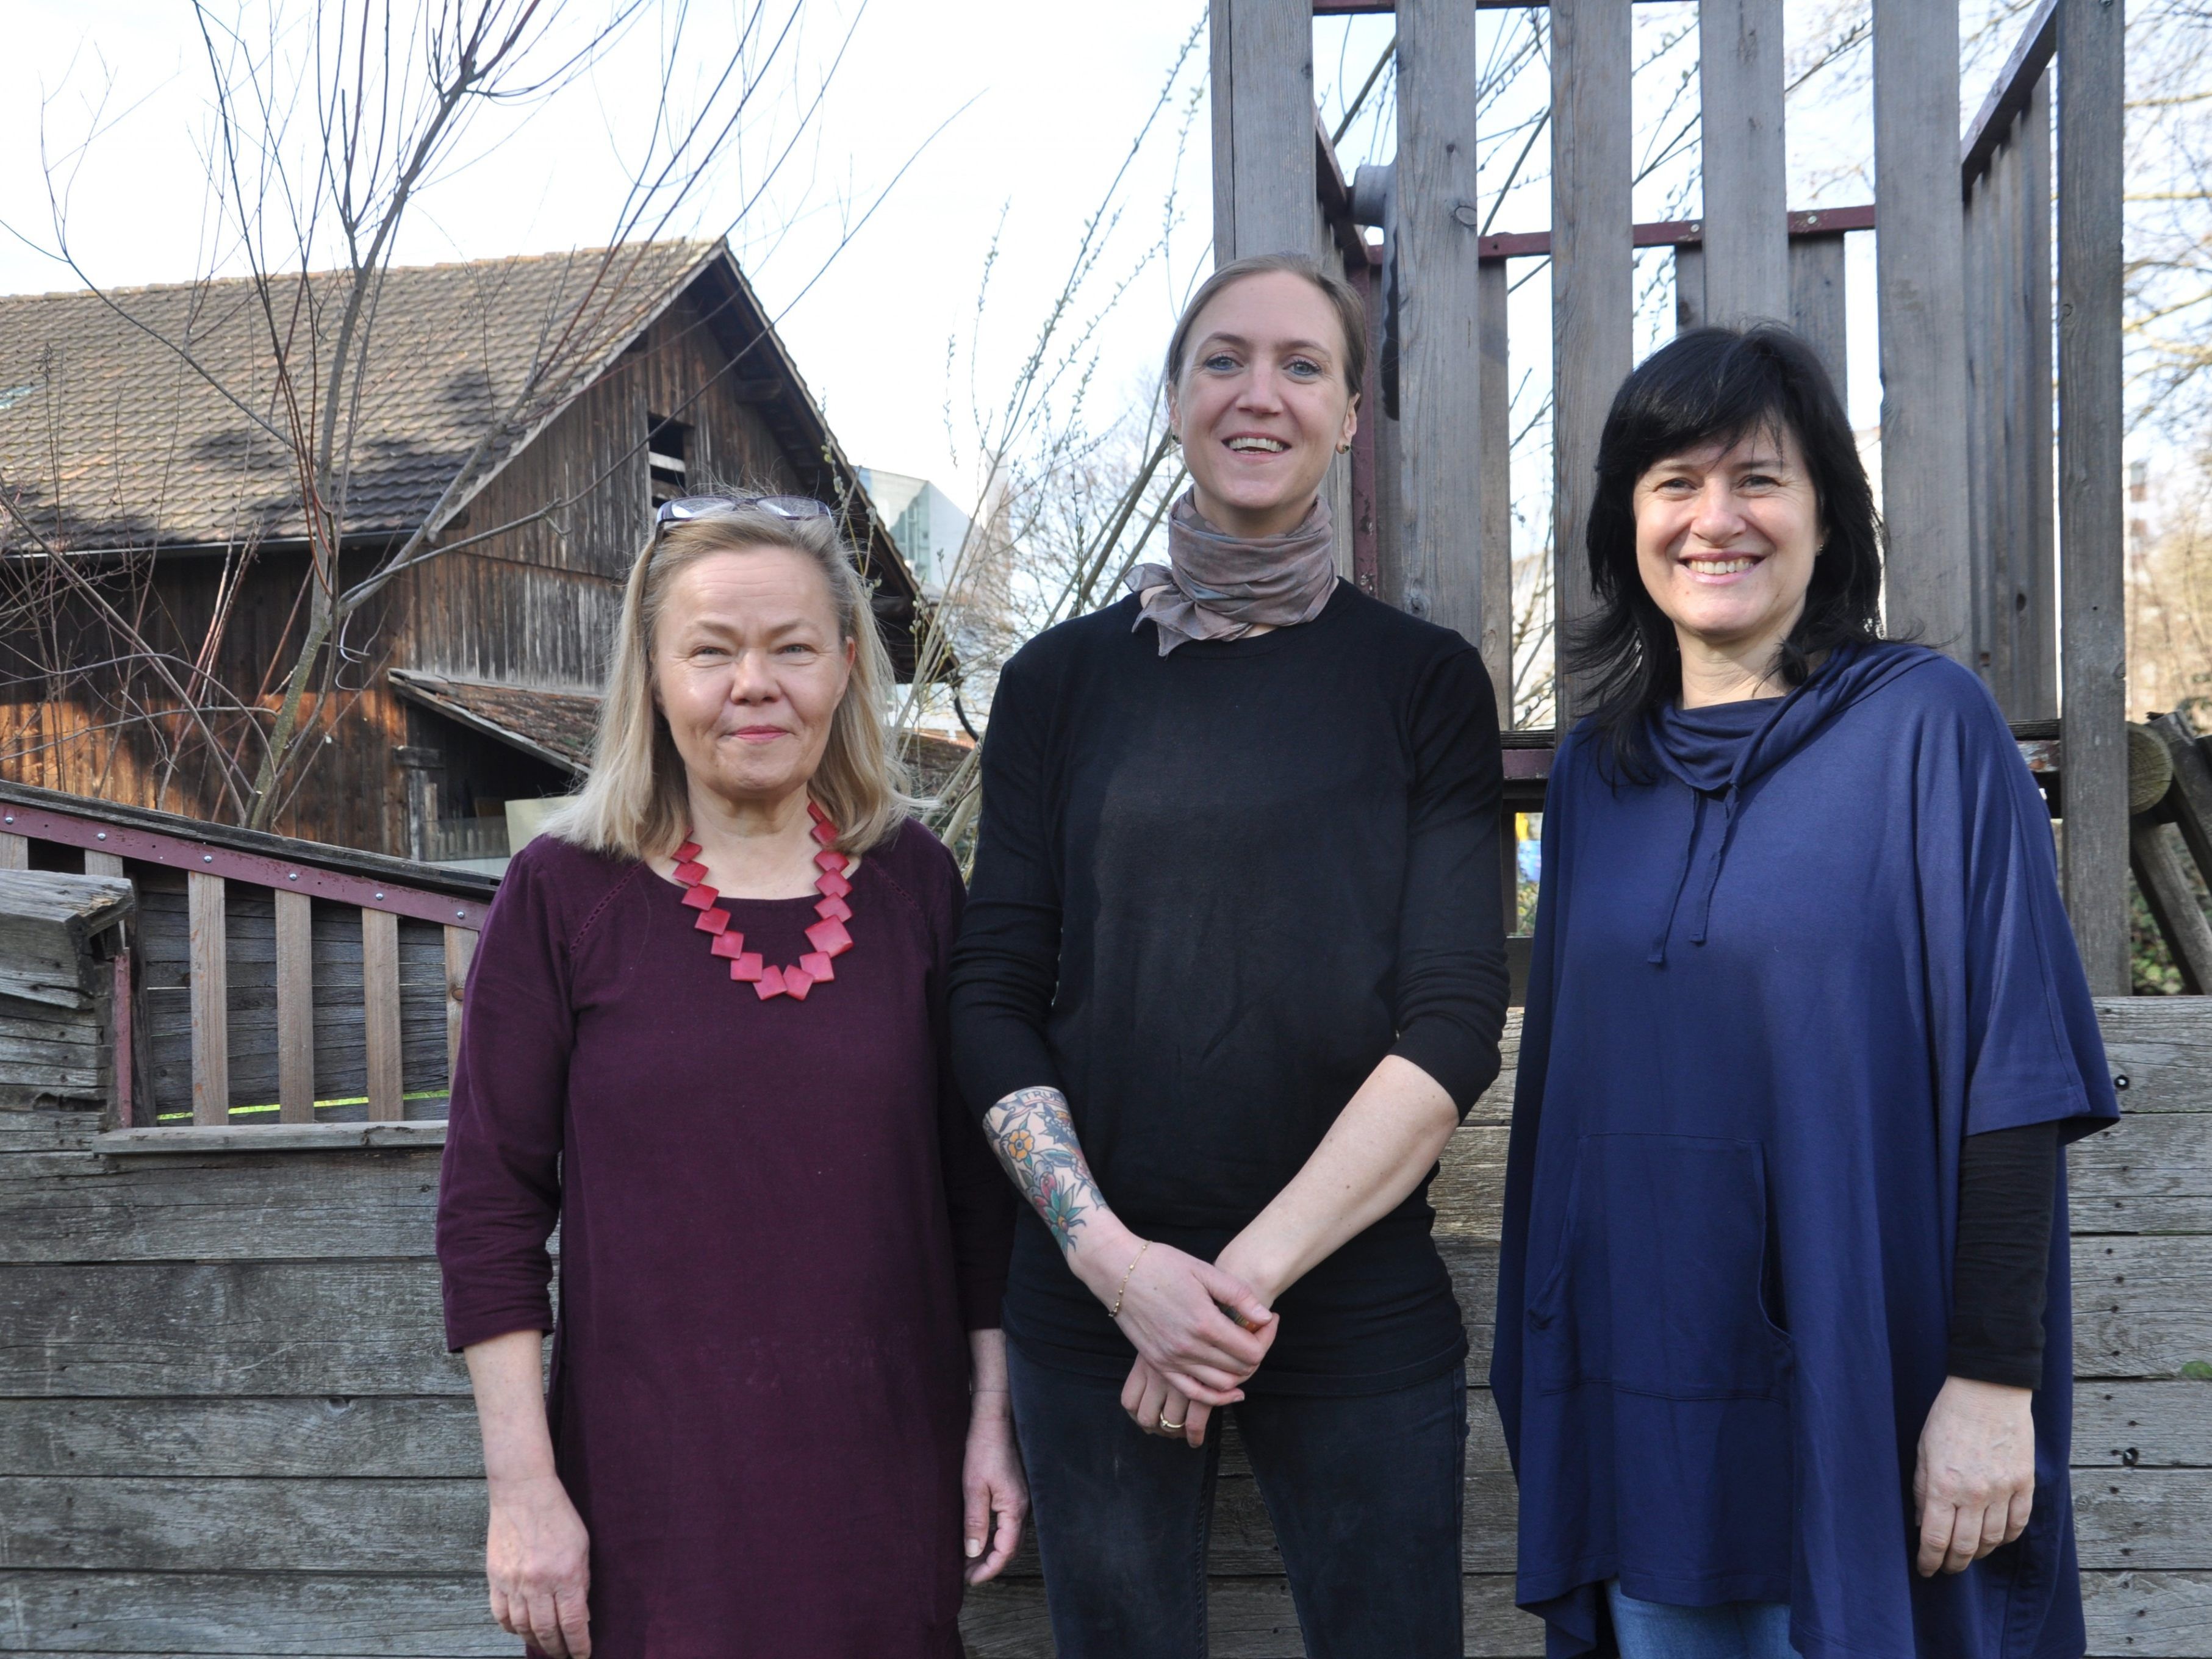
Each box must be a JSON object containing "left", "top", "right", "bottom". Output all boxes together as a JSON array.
[{"left": 545, "top": 495, "right": 913, "bottom": 861}]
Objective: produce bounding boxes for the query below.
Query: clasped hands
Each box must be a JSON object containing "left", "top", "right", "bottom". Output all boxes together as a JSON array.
[{"left": 1085, "top": 1230, "right": 1278, "bottom": 1448}]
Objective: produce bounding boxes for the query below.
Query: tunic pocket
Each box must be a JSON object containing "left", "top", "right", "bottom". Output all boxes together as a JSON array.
[{"left": 1528, "top": 1133, "right": 1790, "bottom": 1400}]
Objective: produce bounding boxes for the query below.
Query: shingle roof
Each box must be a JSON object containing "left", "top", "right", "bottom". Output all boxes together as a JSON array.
[
  {"left": 388, "top": 670, "right": 598, "bottom": 774},
  {"left": 0, "top": 240, "right": 720, "bottom": 551}
]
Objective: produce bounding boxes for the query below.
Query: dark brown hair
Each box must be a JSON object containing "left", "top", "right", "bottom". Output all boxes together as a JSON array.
[{"left": 1164, "top": 253, "right": 1368, "bottom": 401}]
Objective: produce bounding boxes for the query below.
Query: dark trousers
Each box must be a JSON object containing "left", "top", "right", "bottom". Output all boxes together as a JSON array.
[{"left": 1007, "top": 1344, "right": 1467, "bottom": 1659}]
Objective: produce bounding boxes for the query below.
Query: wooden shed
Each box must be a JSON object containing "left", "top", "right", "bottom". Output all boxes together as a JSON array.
[{"left": 0, "top": 240, "right": 927, "bottom": 861}]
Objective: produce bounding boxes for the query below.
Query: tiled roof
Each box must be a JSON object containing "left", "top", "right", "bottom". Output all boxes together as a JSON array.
[
  {"left": 389, "top": 670, "right": 598, "bottom": 774},
  {"left": 0, "top": 241, "right": 720, "bottom": 551}
]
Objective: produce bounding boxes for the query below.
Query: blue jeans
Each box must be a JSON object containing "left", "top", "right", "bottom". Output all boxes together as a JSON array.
[
  {"left": 1007, "top": 1344, "right": 1467, "bottom": 1659},
  {"left": 1606, "top": 1582, "right": 1800, "bottom": 1659}
]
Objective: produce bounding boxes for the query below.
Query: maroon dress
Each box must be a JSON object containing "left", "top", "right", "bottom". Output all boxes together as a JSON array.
[{"left": 436, "top": 820, "right": 1013, "bottom": 1658}]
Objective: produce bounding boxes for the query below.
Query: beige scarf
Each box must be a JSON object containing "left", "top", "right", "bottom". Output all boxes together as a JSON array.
[{"left": 1125, "top": 492, "right": 1340, "bottom": 656}]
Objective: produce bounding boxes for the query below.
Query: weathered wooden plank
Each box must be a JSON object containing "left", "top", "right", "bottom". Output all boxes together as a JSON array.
[
  {"left": 0, "top": 1572, "right": 507, "bottom": 1656},
  {"left": 2082, "top": 1570, "right": 2212, "bottom": 1658},
  {"left": 2135, "top": 819, "right": 2212, "bottom": 995},
  {"left": 0, "top": 1396, "right": 485, "bottom": 1478},
  {"left": 1434, "top": 1122, "right": 1510, "bottom": 1243},
  {"left": 187, "top": 872, "right": 229, "bottom": 1125},
  {"left": 1208, "top": 0, "right": 1312, "bottom": 263},
  {"left": 275, "top": 890, "right": 314, "bottom": 1123},
  {"left": 2070, "top": 1110, "right": 2212, "bottom": 1236},
  {"left": 1478, "top": 257, "right": 1514, "bottom": 711},
  {"left": 1874, "top": 0, "right": 1972, "bottom": 662},
  {"left": 0, "top": 1476, "right": 484, "bottom": 1572},
  {"left": 442, "top": 925, "right": 475, "bottom": 1083},
  {"left": 2077, "top": 1382, "right": 2212, "bottom": 1471},
  {"left": 0, "top": 833, "right": 27, "bottom": 870},
  {"left": 0, "top": 1261, "right": 478, "bottom": 1396},
  {"left": 1394, "top": 0, "right": 1487, "bottom": 656},
  {"left": 2096, "top": 997, "right": 2212, "bottom": 1116},
  {"left": 0, "top": 1147, "right": 446, "bottom": 1263},
  {"left": 2153, "top": 715, "right": 2212, "bottom": 887},
  {"left": 1787, "top": 232, "right": 1848, "bottom": 395},
  {"left": 2076, "top": 1471, "right": 2212, "bottom": 1571},
  {"left": 0, "top": 872, "right": 132, "bottom": 1011},
  {"left": 2074, "top": 1236, "right": 2212, "bottom": 1380},
  {"left": 1697, "top": 0, "right": 1788, "bottom": 324},
  {"left": 2018, "top": 71, "right": 2058, "bottom": 723},
  {"left": 361, "top": 908, "right": 402, "bottom": 1122},
  {"left": 79, "top": 850, "right": 124, "bottom": 879},
  {"left": 2057, "top": 0, "right": 2130, "bottom": 995},
  {"left": 1549, "top": 0, "right": 1634, "bottom": 726}
]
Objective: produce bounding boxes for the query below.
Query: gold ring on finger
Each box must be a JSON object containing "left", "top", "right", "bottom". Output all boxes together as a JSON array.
[{"left": 1160, "top": 1414, "right": 1186, "bottom": 1431}]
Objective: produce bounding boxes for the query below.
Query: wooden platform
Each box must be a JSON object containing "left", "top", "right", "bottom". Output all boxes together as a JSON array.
[{"left": 0, "top": 997, "right": 2204, "bottom": 1657}]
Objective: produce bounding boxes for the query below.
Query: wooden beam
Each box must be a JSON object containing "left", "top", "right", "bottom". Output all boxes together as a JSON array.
[
  {"left": 1211, "top": 0, "right": 1315, "bottom": 263},
  {"left": 187, "top": 872, "right": 228, "bottom": 1127},
  {"left": 1873, "top": 0, "right": 1972, "bottom": 659},
  {"left": 443, "top": 925, "right": 477, "bottom": 1086},
  {"left": 1787, "top": 232, "right": 1849, "bottom": 393},
  {"left": 2132, "top": 820, "right": 2212, "bottom": 994},
  {"left": 2058, "top": 0, "right": 2130, "bottom": 994},
  {"left": 2153, "top": 714, "right": 2212, "bottom": 888},
  {"left": 362, "top": 908, "right": 403, "bottom": 1123},
  {"left": 275, "top": 890, "right": 315, "bottom": 1125},
  {"left": 1394, "top": 0, "right": 1487, "bottom": 651},
  {"left": 1697, "top": 0, "right": 1789, "bottom": 324},
  {"left": 1478, "top": 202, "right": 1875, "bottom": 263},
  {"left": 1549, "top": 0, "right": 1634, "bottom": 726},
  {"left": 1961, "top": 0, "right": 2060, "bottom": 193},
  {"left": 1479, "top": 256, "right": 1514, "bottom": 712}
]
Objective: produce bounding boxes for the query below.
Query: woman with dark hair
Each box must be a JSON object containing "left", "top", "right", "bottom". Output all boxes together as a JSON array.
[
  {"left": 950, "top": 253, "right": 1509, "bottom": 1658},
  {"left": 1493, "top": 324, "right": 2117, "bottom": 1659}
]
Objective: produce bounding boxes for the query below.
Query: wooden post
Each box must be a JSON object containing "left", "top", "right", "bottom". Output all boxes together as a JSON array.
[
  {"left": 1393, "top": 0, "right": 1486, "bottom": 651},
  {"left": 444, "top": 924, "right": 478, "bottom": 1086},
  {"left": 2132, "top": 819, "right": 2212, "bottom": 993},
  {"left": 275, "top": 890, "right": 315, "bottom": 1124},
  {"left": 1551, "top": 0, "right": 1634, "bottom": 726},
  {"left": 362, "top": 908, "right": 403, "bottom": 1122},
  {"left": 1698, "top": 0, "right": 1789, "bottom": 324},
  {"left": 1787, "top": 233, "right": 1849, "bottom": 393},
  {"left": 2058, "top": 0, "right": 2130, "bottom": 995},
  {"left": 0, "top": 834, "right": 27, "bottom": 870},
  {"left": 1479, "top": 256, "right": 1514, "bottom": 713},
  {"left": 1873, "top": 0, "right": 1972, "bottom": 658},
  {"left": 1210, "top": 0, "right": 1313, "bottom": 263},
  {"left": 187, "top": 872, "right": 229, "bottom": 1127},
  {"left": 82, "top": 850, "right": 124, "bottom": 878}
]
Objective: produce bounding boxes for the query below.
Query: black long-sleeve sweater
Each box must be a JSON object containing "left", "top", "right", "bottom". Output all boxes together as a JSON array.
[{"left": 948, "top": 582, "right": 1511, "bottom": 1394}]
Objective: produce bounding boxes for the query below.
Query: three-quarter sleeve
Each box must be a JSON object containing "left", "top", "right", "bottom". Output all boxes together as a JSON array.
[
  {"left": 922, "top": 835, "right": 1014, "bottom": 1330},
  {"left": 947, "top": 647, "right": 1067, "bottom": 1116},
  {"left": 434, "top": 846, "right": 575, "bottom": 1352},
  {"left": 1387, "top": 643, "right": 1511, "bottom": 1114}
]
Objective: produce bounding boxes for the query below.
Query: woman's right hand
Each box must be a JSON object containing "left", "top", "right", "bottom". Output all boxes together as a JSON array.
[
  {"left": 486, "top": 1472, "right": 592, "bottom": 1658},
  {"left": 1089, "top": 1234, "right": 1277, "bottom": 1405}
]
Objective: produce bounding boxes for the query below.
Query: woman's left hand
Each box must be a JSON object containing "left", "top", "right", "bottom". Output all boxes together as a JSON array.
[
  {"left": 1122, "top": 1355, "right": 1207, "bottom": 1447},
  {"left": 1912, "top": 1375, "right": 2036, "bottom": 1575},
  {"left": 962, "top": 1398, "right": 1028, "bottom": 1585}
]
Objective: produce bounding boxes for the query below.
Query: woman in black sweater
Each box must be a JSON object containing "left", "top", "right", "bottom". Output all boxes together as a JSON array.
[{"left": 949, "top": 253, "right": 1509, "bottom": 1659}]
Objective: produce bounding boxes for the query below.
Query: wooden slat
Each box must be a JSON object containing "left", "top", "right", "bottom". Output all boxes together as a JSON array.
[
  {"left": 1209, "top": 0, "right": 1313, "bottom": 262},
  {"left": 2082, "top": 1571, "right": 2212, "bottom": 1658},
  {"left": 1393, "top": 0, "right": 1487, "bottom": 658},
  {"left": 0, "top": 1571, "right": 508, "bottom": 1657},
  {"left": 1549, "top": 0, "right": 1634, "bottom": 727},
  {"left": 273, "top": 890, "right": 314, "bottom": 1124},
  {"left": 2074, "top": 1236, "right": 2212, "bottom": 1380},
  {"left": 2097, "top": 995, "right": 2212, "bottom": 1115},
  {"left": 1966, "top": 118, "right": 2011, "bottom": 707},
  {"left": 2153, "top": 714, "right": 2212, "bottom": 885},
  {"left": 2077, "top": 1381, "right": 2212, "bottom": 1470},
  {"left": 2057, "top": 0, "right": 2131, "bottom": 995},
  {"left": 1697, "top": 0, "right": 1789, "bottom": 323},
  {"left": 2070, "top": 1111, "right": 2212, "bottom": 1235},
  {"left": 361, "top": 907, "right": 403, "bottom": 1122},
  {"left": 0, "top": 834, "right": 26, "bottom": 871},
  {"left": 1478, "top": 239, "right": 1513, "bottom": 711},
  {"left": 80, "top": 850, "right": 124, "bottom": 878},
  {"left": 185, "top": 872, "right": 228, "bottom": 1127},
  {"left": 0, "top": 1396, "right": 486, "bottom": 1479},
  {"left": 1787, "top": 232, "right": 1848, "bottom": 393},
  {"left": 1873, "top": 0, "right": 1972, "bottom": 660},
  {"left": 2134, "top": 819, "right": 2212, "bottom": 995},
  {"left": 443, "top": 925, "right": 476, "bottom": 1083}
]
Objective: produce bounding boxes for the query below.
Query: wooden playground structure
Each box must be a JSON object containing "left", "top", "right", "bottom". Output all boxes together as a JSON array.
[{"left": 0, "top": 3, "right": 2202, "bottom": 1657}]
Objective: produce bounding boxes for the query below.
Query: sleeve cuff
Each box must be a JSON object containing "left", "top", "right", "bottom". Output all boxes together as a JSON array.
[
  {"left": 443, "top": 1297, "right": 556, "bottom": 1354},
  {"left": 1389, "top": 1030, "right": 1502, "bottom": 1121}
]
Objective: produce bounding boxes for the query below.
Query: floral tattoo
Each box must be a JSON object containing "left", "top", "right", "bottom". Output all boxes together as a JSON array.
[{"left": 985, "top": 1086, "right": 1106, "bottom": 1252}]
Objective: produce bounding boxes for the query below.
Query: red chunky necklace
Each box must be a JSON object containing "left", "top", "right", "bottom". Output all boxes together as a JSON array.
[{"left": 672, "top": 801, "right": 856, "bottom": 1001}]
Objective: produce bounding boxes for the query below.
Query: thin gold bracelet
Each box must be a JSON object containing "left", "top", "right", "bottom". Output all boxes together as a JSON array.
[{"left": 1109, "top": 1239, "right": 1152, "bottom": 1320}]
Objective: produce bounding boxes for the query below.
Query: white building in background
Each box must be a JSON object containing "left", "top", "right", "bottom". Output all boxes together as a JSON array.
[{"left": 856, "top": 467, "right": 969, "bottom": 595}]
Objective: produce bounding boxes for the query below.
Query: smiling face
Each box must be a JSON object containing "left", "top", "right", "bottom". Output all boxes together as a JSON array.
[
  {"left": 1632, "top": 423, "right": 1822, "bottom": 668},
  {"left": 1168, "top": 270, "right": 1359, "bottom": 538},
  {"left": 651, "top": 545, "right": 855, "bottom": 812}
]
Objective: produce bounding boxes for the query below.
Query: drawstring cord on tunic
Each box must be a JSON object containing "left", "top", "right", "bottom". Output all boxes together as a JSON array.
[
  {"left": 1649, "top": 792, "right": 1708, "bottom": 966},
  {"left": 1648, "top": 786, "right": 1746, "bottom": 964}
]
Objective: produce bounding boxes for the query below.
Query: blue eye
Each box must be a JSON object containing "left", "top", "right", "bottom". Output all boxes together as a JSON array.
[{"left": 1203, "top": 353, "right": 1238, "bottom": 372}]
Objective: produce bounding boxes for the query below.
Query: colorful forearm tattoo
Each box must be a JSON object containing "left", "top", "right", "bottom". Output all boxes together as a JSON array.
[{"left": 985, "top": 1086, "right": 1106, "bottom": 1252}]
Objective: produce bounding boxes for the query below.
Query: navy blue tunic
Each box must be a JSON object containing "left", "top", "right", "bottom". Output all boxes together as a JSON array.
[{"left": 1492, "top": 645, "right": 2118, "bottom": 1659}]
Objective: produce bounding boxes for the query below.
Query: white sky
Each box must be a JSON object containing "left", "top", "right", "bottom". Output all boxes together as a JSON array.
[{"left": 0, "top": 1, "right": 2054, "bottom": 525}]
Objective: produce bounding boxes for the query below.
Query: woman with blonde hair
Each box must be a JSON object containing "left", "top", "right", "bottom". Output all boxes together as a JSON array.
[{"left": 436, "top": 492, "right": 1021, "bottom": 1658}]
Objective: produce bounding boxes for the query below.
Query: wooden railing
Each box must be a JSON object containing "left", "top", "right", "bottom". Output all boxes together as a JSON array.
[{"left": 0, "top": 781, "right": 494, "bottom": 1130}]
